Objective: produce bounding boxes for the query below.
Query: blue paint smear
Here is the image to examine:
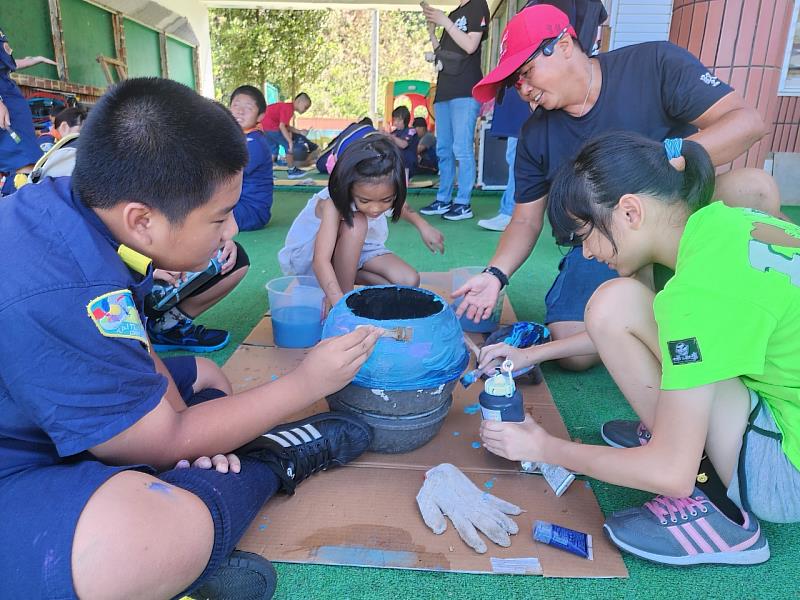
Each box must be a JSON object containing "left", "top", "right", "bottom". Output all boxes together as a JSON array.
[
  {"left": 271, "top": 375, "right": 279, "bottom": 381},
  {"left": 148, "top": 482, "right": 171, "bottom": 494},
  {"left": 471, "top": 441, "right": 481, "bottom": 449},
  {"left": 452, "top": 431, "right": 460, "bottom": 436},
  {"left": 259, "top": 524, "right": 268, "bottom": 531},
  {"left": 484, "top": 478, "right": 496, "bottom": 489},
  {"left": 314, "top": 545, "right": 418, "bottom": 568},
  {"left": 464, "top": 403, "right": 480, "bottom": 415}
]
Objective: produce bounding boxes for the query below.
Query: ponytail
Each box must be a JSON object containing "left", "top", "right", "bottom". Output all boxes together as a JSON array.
[{"left": 548, "top": 131, "right": 715, "bottom": 249}]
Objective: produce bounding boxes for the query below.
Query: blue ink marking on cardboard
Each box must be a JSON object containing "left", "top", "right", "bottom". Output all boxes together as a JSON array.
[
  {"left": 452, "top": 431, "right": 460, "bottom": 436},
  {"left": 464, "top": 403, "right": 480, "bottom": 415},
  {"left": 471, "top": 441, "right": 481, "bottom": 449},
  {"left": 259, "top": 524, "right": 268, "bottom": 531},
  {"left": 313, "top": 546, "right": 419, "bottom": 568},
  {"left": 271, "top": 375, "right": 279, "bottom": 381},
  {"left": 484, "top": 478, "right": 496, "bottom": 489}
]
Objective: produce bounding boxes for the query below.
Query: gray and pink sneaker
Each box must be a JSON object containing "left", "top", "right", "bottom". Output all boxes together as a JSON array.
[
  {"left": 604, "top": 489, "right": 770, "bottom": 566},
  {"left": 600, "top": 419, "right": 651, "bottom": 448}
]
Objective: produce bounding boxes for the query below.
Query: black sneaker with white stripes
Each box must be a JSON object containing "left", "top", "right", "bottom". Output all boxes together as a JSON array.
[{"left": 238, "top": 412, "right": 371, "bottom": 495}]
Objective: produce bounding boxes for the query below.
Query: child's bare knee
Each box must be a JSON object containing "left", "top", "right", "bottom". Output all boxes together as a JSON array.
[
  {"left": 195, "top": 357, "right": 231, "bottom": 395},
  {"left": 585, "top": 278, "right": 650, "bottom": 334},
  {"left": 395, "top": 268, "right": 420, "bottom": 287}
]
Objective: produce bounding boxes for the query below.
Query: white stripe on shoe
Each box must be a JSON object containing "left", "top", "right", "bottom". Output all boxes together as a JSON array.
[
  {"left": 291, "top": 427, "right": 313, "bottom": 443},
  {"left": 265, "top": 433, "right": 291, "bottom": 448},
  {"left": 304, "top": 424, "right": 322, "bottom": 439}
]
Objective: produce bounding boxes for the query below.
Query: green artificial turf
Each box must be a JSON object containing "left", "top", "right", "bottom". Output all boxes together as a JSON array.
[{"left": 189, "top": 193, "right": 800, "bottom": 600}]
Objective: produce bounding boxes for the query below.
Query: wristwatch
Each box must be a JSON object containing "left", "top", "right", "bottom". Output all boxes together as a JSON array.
[{"left": 482, "top": 266, "right": 509, "bottom": 289}]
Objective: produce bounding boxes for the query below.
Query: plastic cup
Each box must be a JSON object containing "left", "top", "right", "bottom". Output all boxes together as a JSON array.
[
  {"left": 266, "top": 276, "right": 325, "bottom": 348},
  {"left": 451, "top": 266, "right": 505, "bottom": 333}
]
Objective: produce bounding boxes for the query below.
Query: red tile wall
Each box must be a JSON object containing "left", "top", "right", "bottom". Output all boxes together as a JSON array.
[{"left": 669, "top": 0, "right": 798, "bottom": 168}]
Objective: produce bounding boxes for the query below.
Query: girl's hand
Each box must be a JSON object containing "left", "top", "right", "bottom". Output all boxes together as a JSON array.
[
  {"left": 29, "top": 56, "right": 58, "bottom": 66},
  {"left": 0, "top": 100, "right": 9, "bottom": 130},
  {"left": 175, "top": 453, "right": 241, "bottom": 474},
  {"left": 153, "top": 269, "right": 186, "bottom": 287},
  {"left": 419, "top": 223, "right": 445, "bottom": 254},
  {"left": 218, "top": 240, "right": 237, "bottom": 275},
  {"left": 477, "top": 343, "right": 534, "bottom": 373},
  {"left": 480, "top": 414, "right": 547, "bottom": 462}
]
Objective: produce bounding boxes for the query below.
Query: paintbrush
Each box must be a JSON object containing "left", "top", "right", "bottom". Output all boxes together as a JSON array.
[{"left": 356, "top": 324, "right": 413, "bottom": 342}]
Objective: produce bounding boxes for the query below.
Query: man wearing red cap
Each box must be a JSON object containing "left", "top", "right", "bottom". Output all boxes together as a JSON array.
[{"left": 455, "top": 4, "right": 779, "bottom": 372}]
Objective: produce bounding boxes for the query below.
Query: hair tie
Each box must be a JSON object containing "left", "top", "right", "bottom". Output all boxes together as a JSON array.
[{"left": 664, "top": 138, "right": 683, "bottom": 160}]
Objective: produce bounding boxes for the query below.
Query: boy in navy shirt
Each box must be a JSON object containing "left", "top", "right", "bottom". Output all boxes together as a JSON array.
[
  {"left": 230, "top": 85, "right": 275, "bottom": 231},
  {"left": 0, "top": 77, "right": 380, "bottom": 599},
  {"left": 388, "top": 105, "right": 419, "bottom": 178}
]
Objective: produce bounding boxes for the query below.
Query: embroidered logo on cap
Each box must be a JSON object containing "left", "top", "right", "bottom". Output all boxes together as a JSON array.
[
  {"left": 668, "top": 338, "right": 702, "bottom": 365},
  {"left": 87, "top": 290, "right": 148, "bottom": 345}
]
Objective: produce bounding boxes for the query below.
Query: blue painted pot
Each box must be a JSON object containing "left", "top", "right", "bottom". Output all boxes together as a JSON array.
[{"left": 322, "top": 286, "right": 469, "bottom": 391}]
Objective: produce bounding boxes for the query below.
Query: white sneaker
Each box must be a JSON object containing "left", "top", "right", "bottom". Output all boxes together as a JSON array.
[{"left": 477, "top": 213, "right": 512, "bottom": 231}]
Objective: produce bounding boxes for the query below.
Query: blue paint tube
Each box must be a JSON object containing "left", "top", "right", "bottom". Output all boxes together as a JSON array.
[{"left": 532, "top": 520, "right": 593, "bottom": 560}]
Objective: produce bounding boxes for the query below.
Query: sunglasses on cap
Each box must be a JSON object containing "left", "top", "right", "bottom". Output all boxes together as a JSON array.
[{"left": 496, "top": 27, "right": 570, "bottom": 104}]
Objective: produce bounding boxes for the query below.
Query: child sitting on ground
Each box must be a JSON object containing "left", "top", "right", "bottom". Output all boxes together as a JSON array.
[
  {"left": 387, "top": 105, "right": 419, "bottom": 178},
  {"left": 0, "top": 77, "right": 382, "bottom": 599},
  {"left": 279, "top": 135, "right": 445, "bottom": 308},
  {"left": 413, "top": 116, "right": 438, "bottom": 175},
  {"left": 479, "top": 131, "right": 800, "bottom": 566},
  {"left": 229, "top": 85, "right": 274, "bottom": 231}
]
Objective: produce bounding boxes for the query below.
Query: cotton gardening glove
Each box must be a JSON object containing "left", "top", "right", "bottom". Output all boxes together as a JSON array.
[{"left": 416, "top": 463, "right": 522, "bottom": 554}]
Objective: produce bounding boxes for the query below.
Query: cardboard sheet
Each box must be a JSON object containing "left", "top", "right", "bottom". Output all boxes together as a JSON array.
[{"left": 226, "top": 272, "right": 627, "bottom": 578}]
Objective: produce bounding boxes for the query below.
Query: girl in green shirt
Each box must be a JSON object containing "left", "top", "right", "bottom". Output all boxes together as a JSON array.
[{"left": 479, "top": 131, "right": 800, "bottom": 566}]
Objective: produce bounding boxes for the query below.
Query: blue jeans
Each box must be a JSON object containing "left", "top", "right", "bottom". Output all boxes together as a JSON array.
[
  {"left": 499, "top": 137, "right": 518, "bottom": 216},
  {"left": 264, "top": 130, "right": 288, "bottom": 157},
  {"left": 434, "top": 97, "right": 480, "bottom": 206}
]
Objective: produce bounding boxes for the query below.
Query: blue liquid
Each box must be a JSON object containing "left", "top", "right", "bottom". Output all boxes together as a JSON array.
[
  {"left": 272, "top": 306, "right": 323, "bottom": 348},
  {"left": 451, "top": 300, "right": 499, "bottom": 333}
]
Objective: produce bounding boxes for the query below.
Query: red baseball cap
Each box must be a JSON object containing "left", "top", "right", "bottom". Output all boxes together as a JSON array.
[{"left": 472, "top": 5, "right": 576, "bottom": 103}]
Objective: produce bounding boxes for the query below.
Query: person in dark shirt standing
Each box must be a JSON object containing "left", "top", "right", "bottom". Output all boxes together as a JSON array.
[{"left": 419, "top": 0, "right": 489, "bottom": 221}]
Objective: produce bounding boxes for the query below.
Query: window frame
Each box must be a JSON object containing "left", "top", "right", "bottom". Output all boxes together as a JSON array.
[{"left": 779, "top": 0, "right": 800, "bottom": 96}]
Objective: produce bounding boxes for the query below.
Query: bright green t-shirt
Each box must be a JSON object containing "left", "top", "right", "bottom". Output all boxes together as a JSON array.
[{"left": 655, "top": 202, "right": 800, "bottom": 470}]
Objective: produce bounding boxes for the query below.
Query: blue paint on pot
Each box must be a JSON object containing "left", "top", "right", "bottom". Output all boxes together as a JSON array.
[{"left": 322, "top": 286, "right": 468, "bottom": 390}]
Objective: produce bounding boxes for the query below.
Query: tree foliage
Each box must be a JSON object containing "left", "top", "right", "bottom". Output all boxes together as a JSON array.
[
  {"left": 210, "top": 8, "right": 437, "bottom": 120},
  {"left": 210, "top": 8, "right": 332, "bottom": 103}
]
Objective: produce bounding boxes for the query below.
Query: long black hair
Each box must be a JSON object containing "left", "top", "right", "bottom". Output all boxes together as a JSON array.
[
  {"left": 548, "top": 131, "right": 715, "bottom": 249},
  {"left": 328, "top": 134, "right": 406, "bottom": 227}
]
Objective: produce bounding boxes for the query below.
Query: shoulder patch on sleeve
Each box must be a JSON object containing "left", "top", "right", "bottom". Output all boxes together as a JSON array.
[
  {"left": 668, "top": 338, "right": 702, "bottom": 366},
  {"left": 87, "top": 290, "right": 148, "bottom": 345}
]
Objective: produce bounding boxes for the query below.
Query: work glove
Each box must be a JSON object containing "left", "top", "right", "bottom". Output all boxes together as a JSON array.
[{"left": 416, "top": 463, "right": 521, "bottom": 554}]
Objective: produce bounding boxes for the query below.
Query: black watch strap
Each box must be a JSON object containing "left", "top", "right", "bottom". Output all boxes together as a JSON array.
[{"left": 482, "top": 266, "right": 509, "bottom": 289}]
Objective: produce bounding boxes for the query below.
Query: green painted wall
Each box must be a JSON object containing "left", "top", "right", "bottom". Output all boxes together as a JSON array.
[
  {"left": 60, "top": 0, "right": 117, "bottom": 88},
  {"left": 123, "top": 19, "right": 161, "bottom": 79},
  {"left": 166, "top": 36, "right": 195, "bottom": 89},
  {"left": 0, "top": 0, "right": 58, "bottom": 79}
]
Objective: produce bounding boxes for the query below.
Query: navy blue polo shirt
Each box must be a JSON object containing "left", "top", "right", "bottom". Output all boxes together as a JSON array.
[
  {"left": 0, "top": 177, "right": 166, "bottom": 479},
  {"left": 515, "top": 41, "right": 733, "bottom": 204},
  {"left": 234, "top": 129, "right": 274, "bottom": 231},
  {"left": 392, "top": 127, "right": 419, "bottom": 170}
]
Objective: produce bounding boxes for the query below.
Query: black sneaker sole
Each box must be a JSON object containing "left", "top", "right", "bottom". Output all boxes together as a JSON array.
[{"left": 189, "top": 550, "right": 277, "bottom": 600}]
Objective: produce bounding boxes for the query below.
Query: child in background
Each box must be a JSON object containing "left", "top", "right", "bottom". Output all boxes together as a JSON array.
[
  {"left": 388, "top": 105, "right": 419, "bottom": 178},
  {"left": 0, "top": 27, "right": 56, "bottom": 195},
  {"left": 229, "top": 85, "right": 274, "bottom": 231},
  {"left": 261, "top": 92, "right": 312, "bottom": 179},
  {"left": 413, "top": 116, "right": 438, "bottom": 175},
  {"left": 480, "top": 131, "right": 800, "bottom": 566},
  {"left": 279, "top": 135, "right": 445, "bottom": 308}
]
